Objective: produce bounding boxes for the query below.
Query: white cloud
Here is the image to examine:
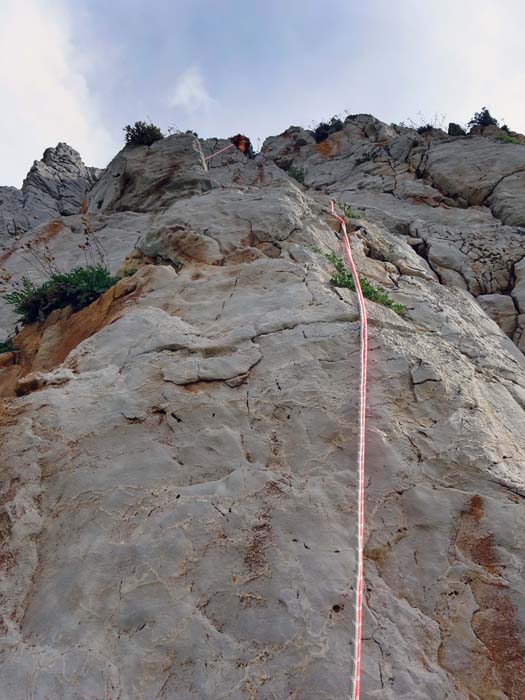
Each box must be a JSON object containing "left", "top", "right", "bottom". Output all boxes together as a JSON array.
[
  {"left": 0, "top": 0, "right": 117, "bottom": 187},
  {"left": 169, "top": 66, "right": 215, "bottom": 112},
  {"left": 344, "top": 0, "right": 525, "bottom": 134}
]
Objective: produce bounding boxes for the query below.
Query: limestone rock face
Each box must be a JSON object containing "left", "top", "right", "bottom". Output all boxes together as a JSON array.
[
  {"left": 418, "top": 138, "right": 525, "bottom": 208},
  {"left": 515, "top": 314, "right": 525, "bottom": 351},
  {"left": 0, "top": 211, "right": 149, "bottom": 338},
  {"left": 261, "top": 126, "right": 316, "bottom": 169},
  {"left": 0, "top": 143, "right": 100, "bottom": 238},
  {"left": 0, "top": 187, "right": 27, "bottom": 238},
  {"left": 511, "top": 257, "right": 525, "bottom": 313},
  {"left": 1, "top": 120, "right": 525, "bottom": 700},
  {"left": 88, "top": 133, "right": 212, "bottom": 213},
  {"left": 201, "top": 137, "right": 288, "bottom": 189},
  {"left": 477, "top": 293, "right": 518, "bottom": 337},
  {"left": 267, "top": 114, "right": 525, "bottom": 337}
]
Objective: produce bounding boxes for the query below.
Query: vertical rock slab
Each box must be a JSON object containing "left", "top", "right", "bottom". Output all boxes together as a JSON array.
[
  {"left": 88, "top": 133, "right": 212, "bottom": 213},
  {"left": 0, "top": 143, "right": 100, "bottom": 238}
]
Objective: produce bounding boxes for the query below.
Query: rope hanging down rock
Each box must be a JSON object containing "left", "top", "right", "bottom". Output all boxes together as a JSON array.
[
  {"left": 204, "top": 143, "right": 236, "bottom": 161},
  {"left": 330, "top": 201, "right": 368, "bottom": 700}
]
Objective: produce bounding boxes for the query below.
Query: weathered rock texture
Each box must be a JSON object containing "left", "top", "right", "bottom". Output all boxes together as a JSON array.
[
  {"left": 0, "top": 120, "right": 524, "bottom": 700},
  {"left": 88, "top": 134, "right": 212, "bottom": 213},
  {"left": 0, "top": 143, "right": 100, "bottom": 238}
]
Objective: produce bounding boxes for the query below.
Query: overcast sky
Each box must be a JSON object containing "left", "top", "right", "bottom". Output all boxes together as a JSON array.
[{"left": 1, "top": 0, "right": 524, "bottom": 186}]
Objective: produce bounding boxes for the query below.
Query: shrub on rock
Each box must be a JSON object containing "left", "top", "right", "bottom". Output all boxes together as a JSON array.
[
  {"left": 288, "top": 165, "right": 305, "bottom": 183},
  {"left": 313, "top": 116, "right": 344, "bottom": 143},
  {"left": 324, "top": 252, "right": 405, "bottom": 315},
  {"left": 0, "top": 337, "right": 14, "bottom": 354},
  {"left": 417, "top": 124, "right": 435, "bottom": 135},
  {"left": 4, "top": 266, "right": 119, "bottom": 324},
  {"left": 468, "top": 107, "right": 499, "bottom": 130},
  {"left": 124, "top": 121, "right": 164, "bottom": 147}
]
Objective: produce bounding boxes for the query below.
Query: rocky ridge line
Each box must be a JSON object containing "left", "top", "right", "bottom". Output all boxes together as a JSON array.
[{"left": 0, "top": 143, "right": 100, "bottom": 238}]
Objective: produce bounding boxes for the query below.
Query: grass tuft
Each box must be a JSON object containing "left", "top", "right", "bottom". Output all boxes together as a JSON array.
[
  {"left": 496, "top": 134, "right": 521, "bottom": 144},
  {"left": 324, "top": 251, "right": 405, "bottom": 315},
  {"left": 288, "top": 165, "right": 305, "bottom": 184}
]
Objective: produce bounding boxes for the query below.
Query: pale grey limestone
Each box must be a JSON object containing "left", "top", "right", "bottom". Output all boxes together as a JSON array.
[
  {"left": 0, "top": 119, "right": 524, "bottom": 700},
  {"left": 0, "top": 143, "right": 100, "bottom": 238}
]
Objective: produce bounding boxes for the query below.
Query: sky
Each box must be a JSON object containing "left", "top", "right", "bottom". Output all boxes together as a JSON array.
[{"left": 1, "top": 0, "right": 525, "bottom": 186}]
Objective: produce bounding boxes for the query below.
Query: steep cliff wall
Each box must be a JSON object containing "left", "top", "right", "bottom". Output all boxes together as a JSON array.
[
  {"left": 0, "top": 143, "right": 100, "bottom": 238},
  {"left": 0, "top": 118, "right": 524, "bottom": 699}
]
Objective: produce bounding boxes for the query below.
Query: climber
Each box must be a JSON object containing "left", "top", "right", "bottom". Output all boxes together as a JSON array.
[{"left": 230, "top": 133, "right": 255, "bottom": 158}]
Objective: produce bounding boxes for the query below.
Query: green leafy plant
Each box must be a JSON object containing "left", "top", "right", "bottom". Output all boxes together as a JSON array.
[
  {"left": 468, "top": 107, "right": 499, "bottom": 130},
  {"left": 417, "top": 124, "right": 434, "bottom": 135},
  {"left": 124, "top": 121, "right": 164, "bottom": 147},
  {"left": 496, "top": 134, "right": 521, "bottom": 144},
  {"left": 312, "top": 116, "right": 344, "bottom": 143},
  {"left": 344, "top": 204, "right": 359, "bottom": 219},
  {"left": 0, "top": 337, "right": 15, "bottom": 354},
  {"left": 4, "top": 265, "right": 119, "bottom": 325},
  {"left": 324, "top": 252, "right": 405, "bottom": 315},
  {"left": 288, "top": 165, "right": 305, "bottom": 184}
]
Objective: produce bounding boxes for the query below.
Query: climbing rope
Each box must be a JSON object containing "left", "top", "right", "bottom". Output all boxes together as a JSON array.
[
  {"left": 204, "top": 143, "right": 236, "bottom": 161},
  {"left": 330, "top": 201, "right": 368, "bottom": 700}
]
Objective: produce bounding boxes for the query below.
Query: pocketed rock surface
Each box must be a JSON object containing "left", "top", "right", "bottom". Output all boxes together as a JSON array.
[{"left": 0, "top": 120, "right": 525, "bottom": 699}]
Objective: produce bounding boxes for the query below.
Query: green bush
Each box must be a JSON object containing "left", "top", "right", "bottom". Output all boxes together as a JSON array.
[
  {"left": 325, "top": 252, "right": 405, "bottom": 315},
  {"left": 313, "top": 116, "right": 344, "bottom": 143},
  {"left": 417, "top": 124, "right": 434, "bottom": 135},
  {"left": 0, "top": 337, "right": 14, "bottom": 354},
  {"left": 4, "top": 265, "right": 119, "bottom": 325},
  {"left": 468, "top": 107, "right": 499, "bottom": 130},
  {"left": 124, "top": 121, "right": 164, "bottom": 147},
  {"left": 496, "top": 134, "right": 521, "bottom": 144},
  {"left": 288, "top": 165, "right": 305, "bottom": 183},
  {"left": 343, "top": 204, "right": 359, "bottom": 219}
]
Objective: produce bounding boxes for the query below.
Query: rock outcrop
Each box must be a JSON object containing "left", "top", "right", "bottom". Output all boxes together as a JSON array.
[
  {"left": 88, "top": 133, "right": 212, "bottom": 213},
  {"left": 0, "top": 119, "right": 524, "bottom": 699},
  {"left": 265, "top": 115, "right": 525, "bottom": 349},
  {"left": 0, "top": 143, "right": 100, "bottom": 238}
]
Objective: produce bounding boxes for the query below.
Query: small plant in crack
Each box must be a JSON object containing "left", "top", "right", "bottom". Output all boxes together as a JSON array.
[
  {"left": 343, "top": 204, "right": 359, "bottom": 220},
  {"left": 323, "top": 251, "right": 405, "bottom": 315},
  {"left": 0, "top": 337, "right": 15, "bottom": 354},
  {"left": 288, "top": 166, "right": 305, "bottom": 184},
  {"left": 496, "top": 134, "right": 521, "bottom": 145},
  {"left": 153, "top": 254, "right": 183, "bottom": 270}
]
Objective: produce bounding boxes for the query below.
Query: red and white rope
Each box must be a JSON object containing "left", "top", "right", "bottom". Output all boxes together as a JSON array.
[
  {"left": 330, "top": 201, "right": 368, "bottom": 700},
  {"left": 204, "top": 143, "right": 235, "bottom": 161}
]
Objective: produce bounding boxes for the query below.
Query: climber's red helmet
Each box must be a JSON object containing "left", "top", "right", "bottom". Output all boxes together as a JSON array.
[{"left": 230, "top": 134, "right": 253, "bottom": 157}]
